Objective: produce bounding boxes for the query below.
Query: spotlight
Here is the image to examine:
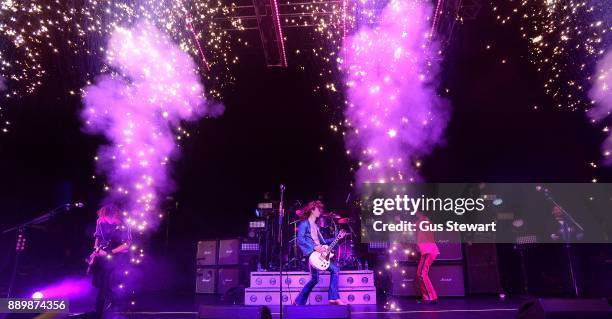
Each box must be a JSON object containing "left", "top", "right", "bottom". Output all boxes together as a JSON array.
[{"left": 32, "top": 291, "right": 44, "bottom": 299}]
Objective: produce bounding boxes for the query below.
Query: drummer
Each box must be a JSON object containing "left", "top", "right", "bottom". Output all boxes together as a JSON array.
[{"left": 317, "top": 211, "right": 341, "bottom": 238}]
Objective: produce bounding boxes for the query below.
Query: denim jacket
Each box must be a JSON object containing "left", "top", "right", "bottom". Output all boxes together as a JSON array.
[{"left": 297, "top": 220, "right": 333, "bottom": 256}]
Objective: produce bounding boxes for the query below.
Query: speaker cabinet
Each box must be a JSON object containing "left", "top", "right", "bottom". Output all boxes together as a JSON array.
[
  {"left": 197, "top": 240, "right": 218, "bottom": 266},
  {"left": 435, "top": 231, "right": 463, "bottom": 260},
  {"left": 196, "top": 268, "right": 217, "bottom": 294},
  {"left": 392, "top": 263, "right": 465, "bottom": 296},
  {"left": 465, "top": 243, "right": 502, "bottom": 293},
  {"left": 517, "top": 298, "right": 611, "bottom": 319},
  {"left": 218, "top": 267, "right": 240, "bottom": 295},
  {"left": 219, "top": 238, "right": 240, "bottom": 265}
]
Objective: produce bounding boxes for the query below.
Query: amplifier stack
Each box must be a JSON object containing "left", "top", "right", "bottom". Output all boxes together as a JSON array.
[
  {"left": 390, "top": 231, "right": 466, "bottom": 296},
  {"left": 390, "top": 262, "right": 466, "bottom": 296},
  {"left": 196, "top": 238, "right": 256, "bottom": 294}
]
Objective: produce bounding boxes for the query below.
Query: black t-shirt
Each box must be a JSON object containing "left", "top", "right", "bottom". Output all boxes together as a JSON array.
[
  {"left": 91, "top": 221, "right": 131, "bottom": 284},
  {"left": 94, "top": 221, "right": 131, "bottom": 249}
]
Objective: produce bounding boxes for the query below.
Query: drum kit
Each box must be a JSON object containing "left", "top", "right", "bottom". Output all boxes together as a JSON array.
[{"left": 287, "top": 209, "right": 361, "bottom": 270}]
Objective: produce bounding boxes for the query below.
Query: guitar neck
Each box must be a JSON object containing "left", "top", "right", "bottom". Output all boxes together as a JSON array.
[{"left": 328, "top": 234, "right": 342, "bottom": 251}]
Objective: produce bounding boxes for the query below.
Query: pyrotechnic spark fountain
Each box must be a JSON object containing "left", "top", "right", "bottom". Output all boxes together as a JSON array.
[
  {"left": 0, "top": 0, "right": 243, "bottom": 99},
  {"left": 82, "top": 19, "right": 222, "bottom": 232},
  {"left": 589, "top": 51, "right": 612, "bottom": 164},
  {"left": 81, "top": 21, "right": 223, "bottom": 303},
  {"left": 340, "top": 0, "right": 449, "bottom": 185},
  {"left": 491, "top": 0, "right": 610, "bottom": 110},
  {"left": 80, "top": 19, "right": 223, "bottom": 304}
]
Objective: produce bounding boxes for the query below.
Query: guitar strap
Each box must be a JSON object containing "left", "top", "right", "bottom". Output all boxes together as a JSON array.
[{"left": 96, "top": 223, "right": 117, "bottom": 250}]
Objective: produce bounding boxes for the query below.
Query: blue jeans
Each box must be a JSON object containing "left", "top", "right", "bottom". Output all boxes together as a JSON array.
[{"left": 295, "top": 262, "right": 340, "bottom": 305}]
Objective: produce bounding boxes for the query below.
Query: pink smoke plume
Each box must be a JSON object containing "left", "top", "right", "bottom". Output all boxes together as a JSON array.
[
  {"left": 81, "top": 20, "right": 222, "bottom": 230},
  {"left": 589, "top": 51, "right": 612, "bottom": 164},
  {"left": 341, "top": 0, "right": 449, "bottom": 185}
]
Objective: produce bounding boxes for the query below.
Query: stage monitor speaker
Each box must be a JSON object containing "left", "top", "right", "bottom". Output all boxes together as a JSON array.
[
  {"left": 218, "top": 267, "right": 240, "bottom": 295},
  {"left": 284, "top": 305, "right": 351, "bottom": 319},
  {"left": 199, "top": 305, "right": 271, "bottom": 319},
  {"left": 196, "top": 268, "right": 217, "bottom": 294},
  {"left": 517, "top": 298, "right": 611, "bottom": 319},
  {"left": 219, "top": 238, "right": 240, "bottom": 265},
  {"left": 197, "top": 240, "right": 218, "bottom": 266},
  {"left": 392, "top": 263, "right": 465, "bottom": 296}
]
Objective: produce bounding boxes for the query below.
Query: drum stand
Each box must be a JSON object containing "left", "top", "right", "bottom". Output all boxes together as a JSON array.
[{"left": 284, "top": 236, "right": 303, "bottom": 271}]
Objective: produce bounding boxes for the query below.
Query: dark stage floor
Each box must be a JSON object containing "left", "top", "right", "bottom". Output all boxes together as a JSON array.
[{"left": 41, "top": 295, "right": 525, "bottom": 319}]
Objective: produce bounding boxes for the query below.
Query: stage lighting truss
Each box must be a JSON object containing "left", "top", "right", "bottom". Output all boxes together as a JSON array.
[
  {"left": 215, "top": 0, "right": 344, "bottom": 31},
  {"left": 209, "top": 0, "right": 481, "bottom": 65}
]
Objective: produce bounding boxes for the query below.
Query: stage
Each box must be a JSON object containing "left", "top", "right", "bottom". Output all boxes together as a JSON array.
[{"left": 59, "top": 295, "right": 524, "bottom": 319}]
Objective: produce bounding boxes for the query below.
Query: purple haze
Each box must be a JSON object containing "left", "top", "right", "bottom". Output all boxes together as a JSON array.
[
  {"left": 82, "top": 20, "right": 222, "bottom": 230},
  {"left": 341, "top": 0, "right": 449, "bottom": 185},
  {"left": 32, "top": 277, "right": 93, "bottom": 299},
  {"left": 589, "top": 51, "right": 612, "bottom": 164}
]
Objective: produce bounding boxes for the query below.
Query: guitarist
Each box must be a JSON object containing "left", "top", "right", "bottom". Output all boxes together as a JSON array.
[
  {"left": 90, "top": 204, "right": 132, "bottom": 318},
  {"left": 294, "top": 200, "right": 346, "bottom": 305}
]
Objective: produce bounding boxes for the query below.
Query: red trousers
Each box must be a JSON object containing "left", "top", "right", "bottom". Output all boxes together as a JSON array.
[{"left": 416, "top": 253, "right": 438, "bottom": 301}]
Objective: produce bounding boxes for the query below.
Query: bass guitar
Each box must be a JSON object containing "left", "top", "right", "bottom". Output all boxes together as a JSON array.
[{"left": 308, "top": 229, "right": 346, "bottom": 271}]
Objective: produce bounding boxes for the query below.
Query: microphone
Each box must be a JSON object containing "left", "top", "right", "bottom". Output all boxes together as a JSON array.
[{"left": 62, "top": 202, "right": 84, "bottom": 212}]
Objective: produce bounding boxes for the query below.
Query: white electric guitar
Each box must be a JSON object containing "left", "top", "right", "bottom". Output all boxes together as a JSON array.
[{"left": 308, "top": 230, "right": 346, "bottom": 271}]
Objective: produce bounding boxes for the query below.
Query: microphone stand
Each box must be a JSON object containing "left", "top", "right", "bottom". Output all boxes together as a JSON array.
[
  {"left": 541, "top": 189, "right": 582, "bottom": 297},
  {"left": 2, "top": 203, "right": 77, "bottom": 298},
  {"left": 278, "top": 185, "right": 285, "bottom": 319},
  {"left": 542, "top": 191, "right": 584, "bottom": 232}
]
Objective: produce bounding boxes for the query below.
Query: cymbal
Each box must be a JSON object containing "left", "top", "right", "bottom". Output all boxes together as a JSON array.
[
  {"left": 323, "top": 212, "right": 342, "bottom": 219},
  {"left": 336, "top": 217, "right": 352, "bottom": 224}
]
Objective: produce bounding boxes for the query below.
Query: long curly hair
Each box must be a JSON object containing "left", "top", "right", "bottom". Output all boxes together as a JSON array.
[
  {"left": 296, "top": 200, "right": 324, "bottom": 220},
  {"left": 96, "top": 204, "right": 121, "bottom": 221}
]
